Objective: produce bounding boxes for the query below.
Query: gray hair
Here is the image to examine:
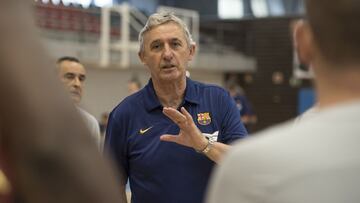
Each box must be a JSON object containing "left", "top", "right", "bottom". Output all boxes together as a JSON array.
[{"left": 138, "top": 12, "right": 194, "bottom": 53}]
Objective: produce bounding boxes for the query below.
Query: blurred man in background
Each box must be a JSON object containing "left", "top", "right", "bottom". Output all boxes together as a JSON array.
[
  {"left": 227, "top": 83, "right": 257, "bottom": 132},
  {"left": 57, "top": 56, "right": 101, "bottom": 149},
  {"left": 207, "top": 0, "right": 360, "bottom": 202},
  {"left": 127, "top": 78, "right": 142, "bottom": 95}
]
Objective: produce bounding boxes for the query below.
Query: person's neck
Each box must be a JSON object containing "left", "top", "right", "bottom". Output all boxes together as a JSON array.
[
  {"left": 315, "top": 63, "right": 360, "bottom": 109},
  {"left": 152, "top": 77, "right": 186, "bottom": 109}
]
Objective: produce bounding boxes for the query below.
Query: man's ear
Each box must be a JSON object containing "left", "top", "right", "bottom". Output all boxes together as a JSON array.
[
  {"left": 294, "top": 20, "right": 315, "bottom": 66},
  {"left": 138, "top": 51, "right": 146, "bottom": 65},
  {"left": 188, "top": 42, "right": 196, "bottom": 61}
]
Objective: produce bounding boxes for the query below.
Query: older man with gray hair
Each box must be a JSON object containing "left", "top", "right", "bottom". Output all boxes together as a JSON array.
[{"left": 105, "top": 12, "right": 247, "bottom": 203}]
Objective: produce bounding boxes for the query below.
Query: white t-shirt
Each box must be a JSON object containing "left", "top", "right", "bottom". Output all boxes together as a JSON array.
[
  {"left": 207, "top": 101, "right": 360, "bottom": 203},
  {"left": 78, "top": 107, "right": 101, "bottom": 150},
  {"left": 294, "top": 105, "right": 319, "bottom": 124}
]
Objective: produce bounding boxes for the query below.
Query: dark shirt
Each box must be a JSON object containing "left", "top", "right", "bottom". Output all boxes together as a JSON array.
[{"left": 106, "top": 78, "right": 247, "bottom": 203}]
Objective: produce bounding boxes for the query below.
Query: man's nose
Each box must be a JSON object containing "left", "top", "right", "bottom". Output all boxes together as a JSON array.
[
  {"left": 162, "top": 44, "right": 173, "bottom": 60},
  {"left": 73, "top": 77, "right": 82, "bottom": 87}
]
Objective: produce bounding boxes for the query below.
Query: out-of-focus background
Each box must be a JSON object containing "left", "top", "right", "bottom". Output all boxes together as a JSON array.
[{"left": 32, "top": 0, "right": 314, "bottom": 133}]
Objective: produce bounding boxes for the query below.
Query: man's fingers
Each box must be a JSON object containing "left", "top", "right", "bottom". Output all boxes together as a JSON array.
[
  {"left": 163, "top": 107, "right": 187, "bottom": 126},
  {"left": 160, "top": 134, "right": 178, "bottom": 143},
  {"left": 163, "top": 107, "right": 197, "bottom": 130},
  {"left": 180, "top": 107, "right": 194, "bottom": 123}
]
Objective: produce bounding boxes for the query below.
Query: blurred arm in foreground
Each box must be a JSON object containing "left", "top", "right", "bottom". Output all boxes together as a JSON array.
[{"left": 0, "top": 1, "right": 126, "bottom": 202}]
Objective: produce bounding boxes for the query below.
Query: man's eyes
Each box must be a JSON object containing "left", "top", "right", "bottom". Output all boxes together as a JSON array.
[
  {"left": 151, "top": 44, "right": 162, "bottom": 50},
  {"left": 64, "top": 73, "right": 85, "bottom": 81},
  {"left": 150, "top": 42, "right": 182, "bottom": 50},
  {"left": 65, "top": 73, "right": 75, "bottom": 79},
  {"left": 172, "top": 42, "right": 181, "bottom": 47},
  {"left": 79, "top": 76, "right": 86, "bottom": 81}
]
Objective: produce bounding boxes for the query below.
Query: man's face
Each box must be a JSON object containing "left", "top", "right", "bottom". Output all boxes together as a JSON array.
[
  {"left": 139, "top": 22, "right": 195, "bottom": 83},
  {"left": 58, "top": 60, "right": 86, "bottom": 104}
]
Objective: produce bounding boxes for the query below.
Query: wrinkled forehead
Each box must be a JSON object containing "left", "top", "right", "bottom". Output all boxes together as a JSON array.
[{"left": 143, "top": 22, "right": 188, "bottom": 44}]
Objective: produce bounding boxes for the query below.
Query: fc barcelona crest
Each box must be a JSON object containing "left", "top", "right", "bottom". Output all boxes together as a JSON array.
[{"left": 197, "top": 112, "right": 211, "bottom": 125}]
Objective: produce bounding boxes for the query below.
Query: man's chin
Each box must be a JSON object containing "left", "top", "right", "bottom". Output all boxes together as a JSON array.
[
  {"left": 158, "top": 71, "right": 185, "bottom": 81},
  {"left": 70, "top": 95, "right": 81, "bottom": 104}
]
